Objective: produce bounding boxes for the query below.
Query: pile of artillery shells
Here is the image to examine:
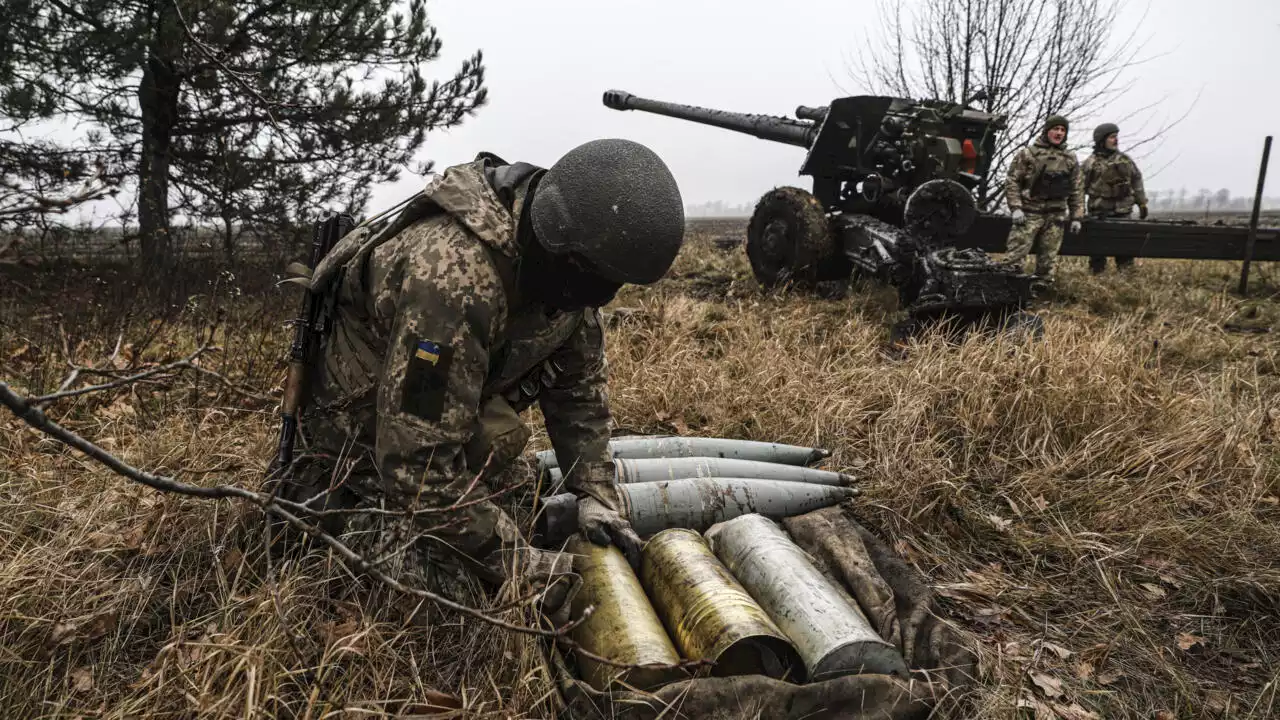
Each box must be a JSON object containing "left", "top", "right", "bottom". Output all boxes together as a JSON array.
[{"left": 553, "top": 435, "right": 909, "bottom": 692}]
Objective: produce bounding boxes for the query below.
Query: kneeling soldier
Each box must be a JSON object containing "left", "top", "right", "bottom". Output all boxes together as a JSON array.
[{"left": 275, "top": 139, "right": 685, "bottom": 614}]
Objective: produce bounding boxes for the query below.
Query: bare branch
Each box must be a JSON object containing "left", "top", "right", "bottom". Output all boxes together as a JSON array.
[
  {"left": 30, "top": 345, "right": 216, "bottom": 405},
  {"left": 0, "top": 379, "right": 709, "bottom": 674}
]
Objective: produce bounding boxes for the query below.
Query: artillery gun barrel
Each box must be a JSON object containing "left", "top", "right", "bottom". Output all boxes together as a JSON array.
[{"left": 603, "top": 89, "right": 817, "bottom": 148}]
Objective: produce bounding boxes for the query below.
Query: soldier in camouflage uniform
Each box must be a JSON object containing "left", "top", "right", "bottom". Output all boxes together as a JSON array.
[
  {"left": 1082, "top": 123, "right": 1148, "bottom": 272},
  {"left": 1004, "top": 114, "right": 1083, "bottom": 279},
  {"left": 275, "top": 139, "right": 685, "bottom": 613}
]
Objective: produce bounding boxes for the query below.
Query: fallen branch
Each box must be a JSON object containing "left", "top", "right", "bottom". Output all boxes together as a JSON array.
[
  {"left": 34, "top": 341, "right": 274, "bottom": 407},
  {"left": 0, "top": 379, "right": 710, "bottom": 672},
  {"left": 31, "top": 344, "right": 217, "bottom": 405},
  {"left": 0, "top": 380, "right": 557, "bottom": 636}
]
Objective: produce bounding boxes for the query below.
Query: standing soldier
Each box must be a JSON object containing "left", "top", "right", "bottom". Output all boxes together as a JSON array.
[
  {"left": 1004, "top": 115, "right": 1083, "bottom": 279},
  {"left": 272, "top": 138, "right": 685, "bottom": 615},
  {"left": 1082, "top": 123, "right": 1148, "bottom": 272}
]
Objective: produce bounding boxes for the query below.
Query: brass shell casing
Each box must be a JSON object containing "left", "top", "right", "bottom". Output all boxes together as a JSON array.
[
  {"left": 567, "top": 536, "right": 684, "bottom": 692},
  {"left": 641, "top": 528, "right": 802, "bottom": 680}
]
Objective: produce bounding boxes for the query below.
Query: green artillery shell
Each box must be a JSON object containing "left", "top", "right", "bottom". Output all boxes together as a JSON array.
[
  {"left": 706, "top": 514, "right": 908, "bottom": 680},
  {"left": 566, "top": 536, "right": 684, "bottom": 692},
  {"left": 641, "top": 529, "right": 802, "bottom": 680},
  {"left": 536, "top": 436, "right": 830, "bottom": 472},
  {"left": 546, "top": 456, "right": 854, "bottom": 488},
  {"left": 622, "top": 478, "right": 857, "bottom": 537}
]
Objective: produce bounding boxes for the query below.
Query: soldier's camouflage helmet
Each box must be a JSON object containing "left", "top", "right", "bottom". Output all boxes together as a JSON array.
[
  {"left": 530, "top": 138, "right": 685, "bottom": 285},
  {"left": 1044, "top": 114, "right": 1070, "bottom": 142},
  {"left": 1093, "top": 122, "right": 1119, "bottom": 149}
]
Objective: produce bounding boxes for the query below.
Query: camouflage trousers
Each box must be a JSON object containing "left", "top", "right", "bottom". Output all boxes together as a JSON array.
[
  {"left": 269, "top": 452, "right": 529, "bottom": 606},
  {"left": 1006, "top": 210, "right": 1065, "bottom": 277}
]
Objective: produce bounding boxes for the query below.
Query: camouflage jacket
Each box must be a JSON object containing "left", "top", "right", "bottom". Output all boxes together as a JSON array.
[
  {"left": 1082, "top": 150, "right": 1147, "bottom": 216},
  {"left": 301, "top": 157, "right": 612, "bottom": 502},
  {"left": 1005, "top": 138, "right": 1083, "bottom": 217}
]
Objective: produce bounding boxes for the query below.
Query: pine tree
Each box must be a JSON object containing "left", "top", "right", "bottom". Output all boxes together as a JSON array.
[{"left": 1, "top": 0, "right": 487, "bottom": 266}]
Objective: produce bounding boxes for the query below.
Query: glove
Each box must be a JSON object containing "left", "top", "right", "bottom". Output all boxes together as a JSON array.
[
  {"left": 578, "top": 495, "right": 643, "bottom": 569},
  {"left": 1139, "top": 205, "right": 1149, "bottom": 219},
  {"left": 1069, "top": 220, "right": 1082, "bottom": 234},
  {"left": 564, "top": 460, "right": 643, "bottom": 568},
  {"left": 1011, "top": 209, "right": 1026, "bottom": 226},
  {"left": 497, "top": 546, "right": 580, "bottom": 626}
]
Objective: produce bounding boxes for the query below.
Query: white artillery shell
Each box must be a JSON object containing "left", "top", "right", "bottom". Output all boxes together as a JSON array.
[
  {"left": 620, "top": 478, "right": 856, "bottom": 537},
  {"left": 706, "top": 514, "right": 908, "bottom": 680},
  {"left": 545, "top": 456, "right": 854, "bottom": 489},
  {"left": 536, "top": 436, "right": 829, "bottom": 472}
]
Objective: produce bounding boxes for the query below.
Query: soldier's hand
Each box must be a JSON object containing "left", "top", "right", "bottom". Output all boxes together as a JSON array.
[
  {"left": 1011, "top": 209, "right": 1026, "bottom": 226},
  {"left": 1139, "top": 205, "right": 1149, "bottom": 220},
  {"left": 577, "top": 496, "right": 643, "bottom": 569},
  {"left": 1069, "top": 219, "right": 1082, "bottom": 234}
]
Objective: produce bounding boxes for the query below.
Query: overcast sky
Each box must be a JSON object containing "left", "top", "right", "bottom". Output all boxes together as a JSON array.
[{"left": 368, "top": 0, "right": 1279, "bottom": 213}]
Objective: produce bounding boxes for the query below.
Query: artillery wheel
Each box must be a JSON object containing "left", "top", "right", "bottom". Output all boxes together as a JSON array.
[{"left": 746, "top": 187, "right": 845, "bottom": 290}]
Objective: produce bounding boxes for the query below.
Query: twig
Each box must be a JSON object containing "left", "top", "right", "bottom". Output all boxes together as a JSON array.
[
  {"left": 0, "top": 379, "right": 559, "bottom": 635},
  {"left": 0, "top": 380, "right": 708, "bottom": 672},
  {"left": 30, "top": 345, "right": 217, "bottom": 405},
  {"left": 185, "top": 363, "right": 276, "bottom": 404},
  {"left": 302, "top": 474, "right": 534, "bottom": 519}
]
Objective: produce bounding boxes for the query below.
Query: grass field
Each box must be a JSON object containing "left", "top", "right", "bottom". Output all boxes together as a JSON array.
[{"left": 1, "top": 218, "right": 1279, "bottom": 718}]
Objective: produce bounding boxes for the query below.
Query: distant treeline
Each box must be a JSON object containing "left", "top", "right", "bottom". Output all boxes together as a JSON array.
[
  {"left": 1146, "top": 190, "right": 1279, "bottom": 212},
  {"left": 689, "top": 191, "right": 1280, "bottom": 218}
]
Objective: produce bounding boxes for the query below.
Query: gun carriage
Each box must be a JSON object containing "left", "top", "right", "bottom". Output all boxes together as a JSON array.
[{"left": 604, "top": 89, "right": 1035, "bottom": 336}]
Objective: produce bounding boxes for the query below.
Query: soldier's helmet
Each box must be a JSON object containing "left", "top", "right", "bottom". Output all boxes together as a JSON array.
[
  {"left": 1093, "top": 123, "right": 1119, "bottom": 149},
  {"left": 530, "top": 138, "right": 685, "bottom": 285},
  {"left": 1044, "top": 114, "right": 1070, "bottom": 143}
]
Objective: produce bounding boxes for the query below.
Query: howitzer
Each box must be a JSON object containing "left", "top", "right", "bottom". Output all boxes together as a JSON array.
[
  {"left": 604, "top": 89, "right": 1038, "bottom": 336},
  {"left": 275, "top": 212, "right": 355, "bottom": 471}
]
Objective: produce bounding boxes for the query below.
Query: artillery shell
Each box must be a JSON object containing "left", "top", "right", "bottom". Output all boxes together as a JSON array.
[
  {"left": 641, "top": 529, "right": 802, "bottom": 680},
  {"left": 566, "top": 536, "right": 685, "bottom": 692},
  {"left": 533, "top": 478, "right": 857, "bottom": 548},
  {"left": 622, "top": 478, "right": 857, "bottom": 537},
  {"left": 706, "top": 514, "right": 908, "bottom": 680},
  {"left": 546, "top": 456, "right": 853, "bottom": 488},
  {"left": 536, "top": 436, "right": 830, "bottom": 472}
]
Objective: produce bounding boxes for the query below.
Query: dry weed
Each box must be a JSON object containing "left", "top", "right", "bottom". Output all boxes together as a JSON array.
[{"left": 2, "top": 224, "right": 1279, "bottom": 718}]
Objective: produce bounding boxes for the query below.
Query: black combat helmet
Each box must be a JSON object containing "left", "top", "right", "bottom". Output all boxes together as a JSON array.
[
  {"left": 530, "top": 138, "right": 685, "bottom": 285},
  {"left": 1093, "top": 123, "right": 1119, "bottom": 150}
]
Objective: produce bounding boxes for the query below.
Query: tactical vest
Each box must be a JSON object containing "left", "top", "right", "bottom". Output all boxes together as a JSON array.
[{"left": 1032, "top": 168, "right": 1075, "bottom": 201}]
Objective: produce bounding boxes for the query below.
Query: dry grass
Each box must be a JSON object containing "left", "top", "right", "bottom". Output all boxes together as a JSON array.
[{"left": 2, "top": 220, "right": 1280, "bottom": 718}]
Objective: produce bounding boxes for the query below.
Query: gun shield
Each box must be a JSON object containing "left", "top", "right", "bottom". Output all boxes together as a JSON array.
[
  {"left": 566, "top": 536, "right": 685, "bottom": 692},
  {"left": 641, "top": 529, "right": 802, "bottom": 680},
  {"left": 706, "top": 514, "right": 908, "bottom": 681}
]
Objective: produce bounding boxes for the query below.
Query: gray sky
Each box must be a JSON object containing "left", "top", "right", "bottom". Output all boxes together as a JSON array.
[{"left": 370, "top": 0, "right": 1279, "bottom": 212}]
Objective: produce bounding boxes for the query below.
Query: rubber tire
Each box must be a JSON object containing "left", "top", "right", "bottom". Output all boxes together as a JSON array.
[{"left": 746, "top": 187, "right": 841, "bottom": 290}]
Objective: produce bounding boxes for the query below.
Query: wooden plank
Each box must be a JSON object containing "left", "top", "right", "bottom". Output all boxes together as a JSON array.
[{"left": 954, "top": 215, "right": 1280, "bottom": 261}]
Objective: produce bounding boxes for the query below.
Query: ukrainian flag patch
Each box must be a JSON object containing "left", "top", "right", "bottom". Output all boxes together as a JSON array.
[
  {"left": 415, "top": 340, "right": 442, "bottom": 365},
  {"left": 403, "top": 338, "right": 453, "bottom": 422}
]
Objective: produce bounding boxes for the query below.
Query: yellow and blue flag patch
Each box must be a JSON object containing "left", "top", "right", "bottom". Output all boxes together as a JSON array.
[
  {"left": 414, "top": 340, "right": 442, "bottom": 365},
  {"left": 403, "top": 338, "right": 453, "bottom": 423}
]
